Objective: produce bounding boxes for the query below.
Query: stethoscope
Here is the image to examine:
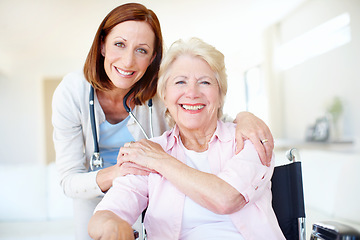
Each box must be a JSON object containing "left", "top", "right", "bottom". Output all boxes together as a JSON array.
[{"left": 89, "top": 86, "right": 154, "bottom": 171}]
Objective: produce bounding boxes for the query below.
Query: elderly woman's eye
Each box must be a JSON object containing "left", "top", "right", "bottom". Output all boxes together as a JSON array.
[
  {"left": 175, "top": 80, "right": 185, "bottom": 85},
  {"left": 200, "top": 81, "right": 211, "bottom": 85}
]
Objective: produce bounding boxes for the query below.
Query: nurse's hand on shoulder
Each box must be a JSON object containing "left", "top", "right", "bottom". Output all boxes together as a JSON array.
[
  {"left": 234, "top": 112, "right": 274, "bottom": 167},
  {"left": 118, "top": 162, "right": 156, "bottom": 176}
]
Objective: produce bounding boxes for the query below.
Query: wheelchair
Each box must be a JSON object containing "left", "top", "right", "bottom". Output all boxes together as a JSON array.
[
  {"left": 272, "top": 148, "right": 360, "bottom": 240},
  {"left": 271, "top": 148, "right": 306, "bottom": 240},
  {"left": 134, "top": 148, "right": 360, "bottom": 240}
]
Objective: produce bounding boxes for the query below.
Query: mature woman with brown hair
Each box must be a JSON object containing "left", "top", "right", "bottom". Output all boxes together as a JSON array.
[{"left": 52, "top": 3, "right": 274, "bottom": 240}]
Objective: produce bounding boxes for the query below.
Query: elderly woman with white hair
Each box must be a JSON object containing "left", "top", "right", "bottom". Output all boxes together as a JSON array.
[{"left": 88, "top": 38, "right": 285, "bottom": 240}]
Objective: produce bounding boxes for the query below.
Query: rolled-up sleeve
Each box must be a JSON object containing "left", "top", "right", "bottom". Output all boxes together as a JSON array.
[
  {"left": 217, "top": 141, "right": 274, "bottom": 203},
  {"left": 94, "top": 175, "right": 149, "bottom": 225}
]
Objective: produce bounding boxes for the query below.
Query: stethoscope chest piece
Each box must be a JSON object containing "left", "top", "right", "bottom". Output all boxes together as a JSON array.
[{"left": 90, "top": 152, "right": 103, "bottom": 171}]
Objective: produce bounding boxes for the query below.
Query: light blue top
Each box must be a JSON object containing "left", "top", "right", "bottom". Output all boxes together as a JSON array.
[{"left": 99, "top": 116, "right": 135, "bottom": 168}]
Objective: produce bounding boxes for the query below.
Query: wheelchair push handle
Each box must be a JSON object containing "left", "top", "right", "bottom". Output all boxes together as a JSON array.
[{"left": 286, "top": 148, "right": 301, "bottom": 162}]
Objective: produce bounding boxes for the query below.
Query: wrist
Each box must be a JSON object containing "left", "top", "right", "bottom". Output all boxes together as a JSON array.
[
  {"left": 236, "top": 111, "right": 254, "bottom": 118},
  {"left": 154, "top": 155, "right": 183, "bottom": 178},
  {"left": 235, "top": 111, "right": 254, "bottom": 122},
  {"left": 96, "top": 166, "right": 114, "bottom": 192}
]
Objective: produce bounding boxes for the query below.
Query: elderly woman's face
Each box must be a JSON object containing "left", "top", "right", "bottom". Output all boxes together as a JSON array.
[{"left": 164, "top": 54, "right": 220, "bottom": 131}]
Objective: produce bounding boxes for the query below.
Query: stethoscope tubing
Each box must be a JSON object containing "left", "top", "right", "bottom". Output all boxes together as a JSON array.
[
  {"left": 148, "top": 99, "right": 154, "bottom": 139},
  {"left": 89, "top": 86, "right": 100, "bottom": 153},
  {"left": 123, "top": 89, "right": 152, "bottom": 140}
]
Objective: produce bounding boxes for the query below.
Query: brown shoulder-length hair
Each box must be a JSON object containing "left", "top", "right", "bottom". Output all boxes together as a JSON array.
[{"left": 83, "top": 3, "right": 163, "bottom": 105}]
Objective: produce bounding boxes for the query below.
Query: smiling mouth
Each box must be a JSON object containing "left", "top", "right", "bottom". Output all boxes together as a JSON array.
[
  {"left": 181, "top": 104, "right": 205, "bottom": 110},
  {"left": 115, "top": 67, "right": 134, "bottom": 76}
]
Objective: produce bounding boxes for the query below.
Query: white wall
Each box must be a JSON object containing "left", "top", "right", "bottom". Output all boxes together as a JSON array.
[{"left": 265, "top": 0, "right": 360, "bottom": 142}]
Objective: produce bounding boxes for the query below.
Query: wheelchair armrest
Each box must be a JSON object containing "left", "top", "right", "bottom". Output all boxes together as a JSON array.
[{"left": 311, "top": 221, "right": 360, "bottom": 239}]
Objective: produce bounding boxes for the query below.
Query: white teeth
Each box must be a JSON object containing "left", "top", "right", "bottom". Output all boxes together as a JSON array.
[
  {"left": 116, "top": 68, "right": 133, "bottom": 76},
  {"left": 182, "top": 104, "right": 204, "bottom": 110}
]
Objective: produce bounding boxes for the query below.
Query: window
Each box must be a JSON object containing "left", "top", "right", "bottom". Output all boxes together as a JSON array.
[
  {"left": 275, "top": 13, "right": 351, "bottom": 70},
  {"left": 244, "top": 65, "right": 268, "bottom": 123}
]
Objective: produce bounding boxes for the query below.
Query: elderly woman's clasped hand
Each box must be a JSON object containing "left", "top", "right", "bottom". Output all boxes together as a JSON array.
[{"left": 118, "top": 139, "right": 168, "bottom": 173}]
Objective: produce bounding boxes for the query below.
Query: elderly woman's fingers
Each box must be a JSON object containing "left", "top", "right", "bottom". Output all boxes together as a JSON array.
[
  {"left": 119, "top": 162, "right": 156, "bottom": 176},
  {"left": 124, "top": 141, "right": 135, "bottom": 148},
  {"left": 118, "top": 139, "right": 168, "bottom": 173}
]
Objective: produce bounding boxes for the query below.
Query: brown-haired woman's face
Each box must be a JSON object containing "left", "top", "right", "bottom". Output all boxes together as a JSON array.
[{"left": 101, "top": 20, "right": 156, "bottom": 91}]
